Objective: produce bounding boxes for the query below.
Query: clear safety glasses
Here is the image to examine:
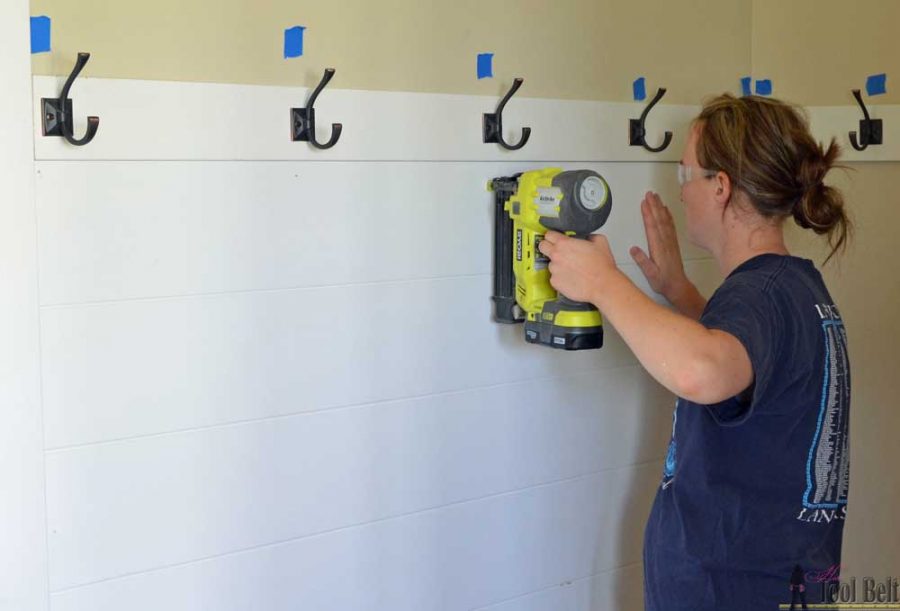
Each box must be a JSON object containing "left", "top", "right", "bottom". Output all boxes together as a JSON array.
[{"left": 677, "top": 163, "right": 717, "bottom": 186}]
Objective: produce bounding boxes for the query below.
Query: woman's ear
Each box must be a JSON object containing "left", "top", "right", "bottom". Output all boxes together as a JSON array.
[{"left": 713, "top": 171, "right": 732, "bottom": 206}]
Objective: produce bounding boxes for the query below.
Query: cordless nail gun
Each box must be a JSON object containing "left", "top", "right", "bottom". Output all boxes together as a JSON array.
[{"left": 489, "top": 168, "right": 613, "bottom": 350}]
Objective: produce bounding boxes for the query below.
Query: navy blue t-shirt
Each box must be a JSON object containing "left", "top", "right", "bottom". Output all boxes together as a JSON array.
[{"left": 643, "top": 254, "right": 851, "bottom": 610}]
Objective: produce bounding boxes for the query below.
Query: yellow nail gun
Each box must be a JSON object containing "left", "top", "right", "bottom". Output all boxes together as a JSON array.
[{"left": 489, "top": 168, "right": 612, "bottom": 350}]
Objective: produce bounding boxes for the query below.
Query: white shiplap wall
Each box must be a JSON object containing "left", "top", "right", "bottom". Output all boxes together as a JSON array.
[{"left": 31, "top": 76, "right": 732, "bottom": 610}]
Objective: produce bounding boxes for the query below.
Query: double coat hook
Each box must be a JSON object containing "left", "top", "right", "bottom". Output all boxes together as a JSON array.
[
  {"left": 629, "top": 87, "right": 672, "bottom": 153},
  {"left": 291, "top": 68, "right": 343, "bottom": 149},
  {"left": 849, "top": 89, "right": 883, "bottom": 151},
  {"left": 483, "top": 78, "right": 531, "bottom": 150},
  {"left": 41, "top": 52, "right": 99, "bottom": 146}
]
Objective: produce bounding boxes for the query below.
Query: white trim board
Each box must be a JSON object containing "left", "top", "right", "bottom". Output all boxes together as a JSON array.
[
  {"left": 1, "top": 1, "right": 49, "bottom": 610},
  {"left": 32, "top": 76, "right": 900, "bottom": 162},
  {"left": 806, "top": 105, "right": 900, "bottom": 162},
  {"left": 31, "top": 76, "right": 694, "bottom": 162}
]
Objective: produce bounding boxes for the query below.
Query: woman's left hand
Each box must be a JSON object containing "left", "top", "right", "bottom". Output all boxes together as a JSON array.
[{"left": 538, "top": 231, "right": 620, "bottom": 304}]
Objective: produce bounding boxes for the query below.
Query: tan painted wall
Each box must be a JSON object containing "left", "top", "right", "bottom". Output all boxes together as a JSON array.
[
  {"left": 752, "top": 0, "right": 899, "bottom": 106},
  {"left": 31, "top": 0, "right": 899, "bottom": 106},
  {"left": 30, "top": 0, "right": 751, "bottom": 103}
]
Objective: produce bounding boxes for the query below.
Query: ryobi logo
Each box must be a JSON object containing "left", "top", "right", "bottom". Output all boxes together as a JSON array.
[{"left": 516, "top": 229, "right": 523, "bottom": 261}]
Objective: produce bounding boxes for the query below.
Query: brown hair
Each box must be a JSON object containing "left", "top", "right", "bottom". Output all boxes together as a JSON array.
[{"left": 694, "top": 94, "right": 851, "bottom": 263}]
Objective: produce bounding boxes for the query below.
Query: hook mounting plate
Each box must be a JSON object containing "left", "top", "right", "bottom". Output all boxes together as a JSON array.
[
  {"left": 628, "top": 119, "right": 646, "bottom": 146},
  {"left": 290, "top": 107, "right": 313, "bottom": 142},
  {"left": 483, "top": 113, "right": 502, "bottom": 144},
  {"left": 41, "top": 98, "right": 73, "bottom": 137},
  {"left": 860, "top": 118, "right": 884, "bottom": 146}
]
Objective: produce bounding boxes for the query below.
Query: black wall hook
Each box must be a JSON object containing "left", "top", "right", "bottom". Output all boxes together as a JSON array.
[
  {"left": 629, "top": 87, "right": 672, "bottom": 153},
  {"left": 291, "top": 68, "right": 343, "bottom": 149},
  {"left": 849, "top": 89, "right": 883, "bottom": 151},
  {"left": 41, "top": 52, "right": 99, "bottom": 146},
  {"left": 483, "top": 78, "right": 531, "bottom": 151}
]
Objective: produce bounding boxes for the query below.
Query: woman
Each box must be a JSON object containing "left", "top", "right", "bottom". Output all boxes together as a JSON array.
[{"left": 538, "top": 94, "right": 851, "bottom": 610}]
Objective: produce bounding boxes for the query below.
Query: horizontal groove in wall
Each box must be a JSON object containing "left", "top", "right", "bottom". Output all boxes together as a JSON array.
[
  {"left": 44, "top": 361, "right": 673, "bottom": 453},
  {"left": 38, "top": 159, "right": 684, "bottom": 164},
  {"left": 37, "top": 259, "right": 714, "bottom": 310},
  {"left": 38, "top": 273, "right": 491, "bottom": 310},
  {"left": 35, "top": 157, "right": 900, "bottom": 164}
]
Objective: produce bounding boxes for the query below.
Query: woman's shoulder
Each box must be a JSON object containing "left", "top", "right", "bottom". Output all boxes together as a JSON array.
[
  {"left": 723, "top": 253, "right": 823, "bottom": 295},
  {"left": 709, "top": 253, "right": 835, "bottom": 326}
]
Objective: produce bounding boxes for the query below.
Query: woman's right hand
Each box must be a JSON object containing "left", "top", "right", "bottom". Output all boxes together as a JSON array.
[{"left": 629, "top": 191, "right": 690, "bottom": 301}]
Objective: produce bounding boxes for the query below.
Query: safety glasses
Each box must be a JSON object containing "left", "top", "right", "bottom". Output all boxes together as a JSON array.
[{"left": 677, "top": 163, "right": 717, "bottom": 186}]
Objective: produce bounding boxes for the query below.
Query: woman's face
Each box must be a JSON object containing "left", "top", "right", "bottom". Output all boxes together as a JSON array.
[{"left": 679, "top": 124, "right": 721, "bottom": 252}]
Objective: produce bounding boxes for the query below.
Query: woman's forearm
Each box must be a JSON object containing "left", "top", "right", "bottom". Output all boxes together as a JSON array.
[{"left": 591, "top": 271, "right": 743, "bottom": 401}]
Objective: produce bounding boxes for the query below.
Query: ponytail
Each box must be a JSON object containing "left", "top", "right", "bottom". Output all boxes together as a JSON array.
[{"left": 793, "top": 139, "right": 851, "bottom": 262}]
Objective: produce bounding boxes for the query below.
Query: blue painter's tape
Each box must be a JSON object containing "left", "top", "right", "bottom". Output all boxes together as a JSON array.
[
  {"left": 866, "top": 73, "right": 887, "bottom": 96},
  {"left": 284, "top": 26, "right": 305, "bottom": 59},
  {"left": 477, "top": 53, "right": 493, "bottom": 79},
  {"left": 740, "top": 76, "right": 752, "bottom": 97},
  {"left": 30, "top": 16, "right": 51, "bottom": 54},
  {"left": 633, "top": 77, "right": 646, "bottom": 101},
  {"left": 755, "top": 79, "right": 773, "bottom": 96}
]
